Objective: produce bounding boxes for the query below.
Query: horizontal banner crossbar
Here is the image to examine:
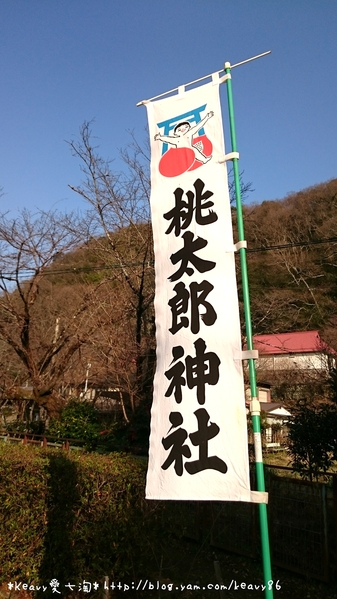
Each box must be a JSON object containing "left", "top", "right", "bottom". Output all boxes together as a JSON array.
[
  {"left": 137, "top": 51, "right": 271, "bottom": 106},
  {"left": 137, "top": 72, "right": 230, "bottom": 106}
]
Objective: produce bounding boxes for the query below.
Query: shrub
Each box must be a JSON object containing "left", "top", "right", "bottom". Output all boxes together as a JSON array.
[
  {"left": 0, "top": 444, "right": 49, "bottom": 582},
  {"left": 287, "top": 403, "right": 337, "bottom": 481},
  {"left": 48, "top": 399, "right": 109, "bottom": 450},
  {"left": 0, "top": 443, "right": 167, "bottom": 592}
]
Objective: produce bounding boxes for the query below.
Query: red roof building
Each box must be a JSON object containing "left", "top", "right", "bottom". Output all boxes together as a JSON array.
[{"left": 252, "top": 330, "right": 336, "bottom": 371}]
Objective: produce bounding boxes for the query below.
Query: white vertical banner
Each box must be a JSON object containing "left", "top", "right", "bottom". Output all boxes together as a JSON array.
[{"left": 145, "top": 76, "right": 266, "bottom": 502}]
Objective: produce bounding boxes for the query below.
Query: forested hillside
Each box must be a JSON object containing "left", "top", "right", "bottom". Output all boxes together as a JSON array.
[{"left": 243, "top": 178, "right": 337, "bottom": 348}]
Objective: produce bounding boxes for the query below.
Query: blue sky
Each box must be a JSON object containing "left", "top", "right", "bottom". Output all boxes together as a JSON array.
[{"left": 0, "top": 0, "right": 336, "bottom": 215}]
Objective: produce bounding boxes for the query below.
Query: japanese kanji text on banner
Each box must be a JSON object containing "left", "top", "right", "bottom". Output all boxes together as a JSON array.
[{"left": 145, "top": 76, "right": 266, "bottom": 503}]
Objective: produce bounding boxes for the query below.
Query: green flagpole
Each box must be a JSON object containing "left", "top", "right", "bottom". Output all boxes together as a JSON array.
[{"left": 224, "top": 61, "right": 274, "bottom": 598}]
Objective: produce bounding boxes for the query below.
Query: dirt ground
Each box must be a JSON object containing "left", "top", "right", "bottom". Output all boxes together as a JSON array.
[
  {"left": 2, "top": 535, "right": 336, "bottom": 599},
  {"left": 130, "top": 534, "right": 337, "bottom": 599}
]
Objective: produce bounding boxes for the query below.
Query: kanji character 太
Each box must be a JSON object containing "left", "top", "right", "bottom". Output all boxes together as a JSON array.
[{"left": 169, "top": 231, "right": 216, "bottom": 282}]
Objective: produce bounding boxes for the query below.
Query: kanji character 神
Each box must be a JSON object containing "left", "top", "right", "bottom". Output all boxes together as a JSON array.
[{"left": 165, "top": 339, "right": 221, "bottom": 405}]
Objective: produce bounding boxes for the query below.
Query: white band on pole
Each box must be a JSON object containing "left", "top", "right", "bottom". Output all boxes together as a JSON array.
[
  {"left": 234, "top": 240, "right": 247, "bottom": 251},
  {"left": 241, "top": 350, "right": 259, "bottom": 360},
  {"left": 223, "top": 241, "right": 247, "bottom": 253},
  {"left": 250, "top": 398, "right": 261, "bottom": 416},
  {"left": 218, "top": 152, "right": 240, "bottom": 163},
  {"left": 251, "top": 490, "right": 268, "bottom": 504},
  {"left": 253, "top": 432, "right": 263, "bottom": 462},
  {"left": 233, "top": 349, "right": 258, "bottom": 361}
]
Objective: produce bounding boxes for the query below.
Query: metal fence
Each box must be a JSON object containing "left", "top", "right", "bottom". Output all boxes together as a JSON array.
[
  {"left": 268, "top": 474, "right": 330, "bottom": 581},
  {"left": 180, "top": 467, "right": 336, "bottom": 582},
  {"left": 0, "top": 430, "right": 85, "bottom": 451}
]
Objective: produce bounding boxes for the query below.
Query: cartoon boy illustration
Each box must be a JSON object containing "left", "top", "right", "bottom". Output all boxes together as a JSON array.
[{"left": 155, "top": 111, "right": 214, "bottom": 164}]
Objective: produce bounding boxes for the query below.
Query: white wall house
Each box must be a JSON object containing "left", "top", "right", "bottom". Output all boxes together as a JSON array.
[{"left": 253, "top": 330, "right": 336, "bottom": 372}]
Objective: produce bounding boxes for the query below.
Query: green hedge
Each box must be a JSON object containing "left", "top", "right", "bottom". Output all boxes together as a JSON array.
[{"left": 0, "top": 444, "right": 168, "bottom": 591}]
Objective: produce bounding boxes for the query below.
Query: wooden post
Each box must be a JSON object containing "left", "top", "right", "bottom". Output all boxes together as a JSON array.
[
  {"left": 333, "top": 474, "right": 337, "bottom": 569},
  {"left": 103, "top": 576, "right": 110, "bottom": 599},
  {"left": 213, "top": 554, "right": 226, "bottom": 599}
]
